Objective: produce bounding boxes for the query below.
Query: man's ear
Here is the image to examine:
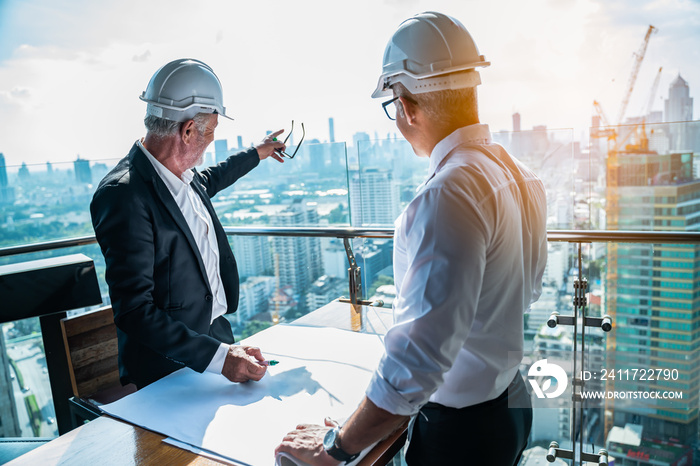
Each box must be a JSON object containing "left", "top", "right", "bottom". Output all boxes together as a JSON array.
[
  {"left": 180, "top": 119, "right": 196, "bottom": 144},
  {"left": 398, "top": 96, "right": 418, "bottom": 125}
]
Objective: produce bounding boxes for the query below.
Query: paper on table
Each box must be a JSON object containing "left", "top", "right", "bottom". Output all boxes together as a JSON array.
[{"left": 101, "top": 325, "right": 385, "bottom": 466}]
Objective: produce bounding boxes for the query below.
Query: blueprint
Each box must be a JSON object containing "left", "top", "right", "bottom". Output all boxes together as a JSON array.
[{"left": 101, "top": 325, "right": 386, "bottom": 466}]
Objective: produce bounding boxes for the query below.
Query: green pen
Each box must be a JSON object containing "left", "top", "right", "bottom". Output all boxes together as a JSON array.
[{"left": 263, "top": 360, "right": 279, "bottom": 366}]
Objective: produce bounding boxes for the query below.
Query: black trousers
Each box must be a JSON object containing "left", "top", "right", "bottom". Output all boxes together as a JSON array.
[{"left": 406, "top": 374, "right": 532, "bottom": 466}]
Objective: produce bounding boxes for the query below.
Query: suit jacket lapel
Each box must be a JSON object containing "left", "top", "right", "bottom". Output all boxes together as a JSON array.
[{"left": 130, "top": 144, "right": 211, "bottom": 289}]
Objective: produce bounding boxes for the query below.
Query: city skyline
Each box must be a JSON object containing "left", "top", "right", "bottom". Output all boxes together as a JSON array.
[{"left": 0, "top": 0, "right": 698, "bottom": 167}]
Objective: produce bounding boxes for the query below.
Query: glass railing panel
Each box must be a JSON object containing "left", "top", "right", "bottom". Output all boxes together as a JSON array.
[
  {"left": 0, "top": 317, "right": 58, "bottom": 438},
  {"left": 582, "top": 241, "right": 699, "bottom": 463},
  {"left": 225, "top": 233, "right": 350, "bottom": 339},
  {"left": 218, "top": 141, "right": 352, "bottom": 337},
  {"left": 494, "top": 128, "right": 577, "bottom": 230},
  {"left": 524, "top": 240, "right": 580, "bottom": 454},
  {"left": 353, "top": 137, "right": 428, "bottom": 227},
  {"left": 351, "top": 237, "right": 395, "bottom": 305},
  {"left": 356, "top": 129, "right": 575, "bottom": 230},
  {"left": 589, "top": 119, "right": 700, "bottom": 232},
  {"left": 0, "top": 159, "right": 120, "bottom": 248}
]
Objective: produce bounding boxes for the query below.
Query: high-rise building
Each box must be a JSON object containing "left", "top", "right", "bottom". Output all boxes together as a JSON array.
[
  {"left": 664, "top": 76, "right": 695, "bottom": 153},
  {"left": 606, "top": 139, "right": 700, "bottom": 444},
  {"left": 355, "top": 240, "right": 392, "bottom": 292},
  {"left": 215, "top": 139, "right": 229, "bottom": 164},
  {"left": 349, "top": 169, "right": 399, "bottom": 226},
  {"left": 306, "top": 139, "right": 325, "bottom": 172},
  {"left": 306, "top": 275, "right": 346, "bottom": 311},
  {"left": 664, "top": 74, "right": 693, "bottom": 123},
  {"left": 74, "top": 157, "right": 92, "bottom": 183},
  {"left": 0, "top": 153, "right": 13, "bottom": 205},
  {"left": 328, "top": 117, "right": 335, "bottom": 143},
  {"left": 322, "top": 239, "right": 348, "bottom": 279},
  {"left": 0, "top": 153, "right": 8, "bottom": 188},
  {"left": 513, "top": 112, "right": 521, "bottom": 132},
  {"left": 271, "top": 200, "right": 323, "bottom": 295},
  {"left": 230, "top": 235, "right": 272, "bottom": 279},
  {"left": 17, "top": 162, "right": 29, "bottom": 182},
  {"left": 229, "top": 276, "right": 276, "bottom": 325}
]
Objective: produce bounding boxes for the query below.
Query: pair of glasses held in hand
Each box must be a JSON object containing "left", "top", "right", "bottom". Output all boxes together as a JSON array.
[{"left": 274, "top": 120, "right": 305, "bottom": 159}]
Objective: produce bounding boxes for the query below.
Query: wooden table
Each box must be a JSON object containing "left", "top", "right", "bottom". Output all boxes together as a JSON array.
[
  {"left": 8, "top": 300, "right": 407, "bottom": 465},
  {"left": 7, "top": 415, "right": 407, "bottom": 466}
]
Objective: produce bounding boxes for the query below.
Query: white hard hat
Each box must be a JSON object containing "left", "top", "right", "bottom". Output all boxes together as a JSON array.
[
  {"left": 371, "top": 11, "right": 490, "bottom": 98},
  {"left": 140, "top": 58, "right": 233, "bottom": 122}
]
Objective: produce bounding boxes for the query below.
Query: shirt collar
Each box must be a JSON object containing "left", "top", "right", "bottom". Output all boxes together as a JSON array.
[
  {"left": 138, "top": 139, "right": 194, "bottom": 195},
  {"left": 427, "top": 124, "right": 492, "bottom": 179}
]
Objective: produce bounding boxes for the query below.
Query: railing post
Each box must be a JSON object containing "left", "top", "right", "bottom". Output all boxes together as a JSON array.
[{"left": 343, "top": 238, "right": 363, "bottom": 331}]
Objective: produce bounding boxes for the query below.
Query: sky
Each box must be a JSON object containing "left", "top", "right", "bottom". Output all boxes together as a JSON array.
[{"left": 0, "top": 0, "right": 699, "bottom": 168}]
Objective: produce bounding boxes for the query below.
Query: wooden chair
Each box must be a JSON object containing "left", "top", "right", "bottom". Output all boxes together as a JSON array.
[{"left": 60, "top": 306, "right": 136, "bottom": 427}]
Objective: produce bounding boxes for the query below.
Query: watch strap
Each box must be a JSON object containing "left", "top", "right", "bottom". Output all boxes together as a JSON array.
[{"left": 324, "top": 427, "right": 360, "bottom": 464}]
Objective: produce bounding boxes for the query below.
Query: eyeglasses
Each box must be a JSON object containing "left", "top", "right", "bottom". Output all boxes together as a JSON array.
[
  {"left": 382, "top": 96, "right": 400, "bottom": 121},
  {"left": 275, "top": 120, "right": 306, "bottom": 159}
]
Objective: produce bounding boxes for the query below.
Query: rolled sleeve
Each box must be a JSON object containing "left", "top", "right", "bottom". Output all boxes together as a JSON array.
[{"left": 365, "top": 185, "right": 488, "bottom": 415}]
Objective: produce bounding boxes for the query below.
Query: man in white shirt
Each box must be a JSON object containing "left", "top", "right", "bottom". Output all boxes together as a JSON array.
[
  {"left": 91, "top": 59, "right": 287, "bottom": 389},
  {"left": 276, "top": 12, "right": 547, "bottom": 465}
]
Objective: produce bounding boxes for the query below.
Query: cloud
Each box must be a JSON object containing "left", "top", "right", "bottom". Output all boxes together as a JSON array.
[
  {"left": 9, "top": 86, "right": 30, "bottom": 99},
  {"left": 132, "top": 50, "right": 151, "bottom": 62}
]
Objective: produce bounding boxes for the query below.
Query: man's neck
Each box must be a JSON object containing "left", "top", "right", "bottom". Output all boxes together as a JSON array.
[
  {"left": 142, "top": 134, "right": 188, "bottom": 178},
  {"left": 422, "top": 118, "right": 480, "bottom": 157}
]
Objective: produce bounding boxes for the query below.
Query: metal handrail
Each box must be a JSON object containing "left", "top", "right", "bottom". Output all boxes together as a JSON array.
[{"left": 1, "top": 228, "right": 700, "bottom": 258}]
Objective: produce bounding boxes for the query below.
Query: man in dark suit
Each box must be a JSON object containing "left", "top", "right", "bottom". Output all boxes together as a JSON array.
[{"left": 90, "top": 58, "right": 286, "bottom": 389}]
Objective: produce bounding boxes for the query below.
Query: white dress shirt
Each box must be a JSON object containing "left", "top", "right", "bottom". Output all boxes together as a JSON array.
[
  {"left": 139, "top": 141, "right": 229, "bottom": 374},
  {"left": 365, "top": 124, "right": 548, "bottom": 416}
]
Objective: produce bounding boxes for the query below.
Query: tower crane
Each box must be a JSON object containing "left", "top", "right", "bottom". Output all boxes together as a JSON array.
[
  {"left": 616, "top": 25, "right": 657, "bottom": 125},
  {"left": 592, "top": 26, "right": 658, "bottom": 150},
  {"left": 642, "top": 66, "right": 663, "bottom": 118},
  {"left": 592, "top": 100, "right": 616, "bottom": 142}
]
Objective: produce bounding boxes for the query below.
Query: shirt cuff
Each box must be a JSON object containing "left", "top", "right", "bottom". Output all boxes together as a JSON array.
[
  {"left": 365, "top": 370, "right": 422, "bottom": 417},
  {"left": 205, "top": 342, "right": 229, "bottom": 374}
]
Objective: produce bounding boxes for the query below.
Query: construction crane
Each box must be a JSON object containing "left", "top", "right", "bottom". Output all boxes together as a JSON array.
[
  {"left": 642, "top": 66, "right": 663, "bottom": 118},
  {"left": 616, "top": 25, "right": 657, "bottom": 125},
  {"left": 592, "top": 100, "right": 616, "bottom": 142},
  {"left": 592, "top": 26, "right": 658, "bottom": 151}
]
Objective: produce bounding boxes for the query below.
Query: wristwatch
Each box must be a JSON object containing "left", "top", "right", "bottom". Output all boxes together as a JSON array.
[{"left": 323, "top": 426, "right": 360, "bottom": 464}]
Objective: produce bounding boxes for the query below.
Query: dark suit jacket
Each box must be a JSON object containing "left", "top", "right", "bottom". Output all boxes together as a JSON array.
[{"left": 90, "top": 142, "right": 260, "bottom": 388}]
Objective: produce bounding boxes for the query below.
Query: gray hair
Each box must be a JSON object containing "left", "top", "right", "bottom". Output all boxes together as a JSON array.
[
  {"left": 392, "top": 81, "right": 478, "bottom": 127},
  {"left": 144, "top": 113, "right": 211, "bottom": 138}
]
